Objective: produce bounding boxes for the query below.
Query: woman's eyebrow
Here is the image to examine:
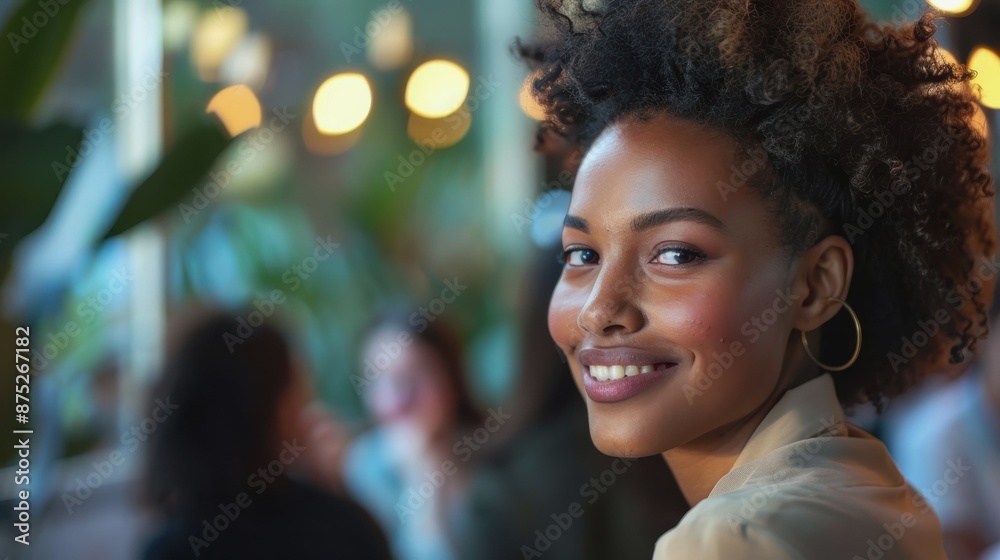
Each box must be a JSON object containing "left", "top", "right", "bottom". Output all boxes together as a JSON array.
[
  {"left": 563, "top": 207, "right": 726, "bottom": 234},
  {"left": 631, "top": 207, "right": 726, "bottom": 233},
  {"left": 564, "top": 214, "right": 590, "bottom": 233}
]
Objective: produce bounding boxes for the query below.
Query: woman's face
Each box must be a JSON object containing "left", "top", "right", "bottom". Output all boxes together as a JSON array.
[
  {"left": 548, "top": 113, "right": 801, "bottom": 458},
  {"left": 362, "top": 328, "right": 457, "bottom": 442}
]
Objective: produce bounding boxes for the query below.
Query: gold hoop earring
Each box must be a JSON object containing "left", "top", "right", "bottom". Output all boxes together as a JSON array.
[{"left": 800, "top": 296, "right": 862, "bottom": 372}]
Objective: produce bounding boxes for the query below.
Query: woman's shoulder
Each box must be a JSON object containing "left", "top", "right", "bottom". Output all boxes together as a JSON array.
[
  {"left": 655, "top": 489, "right": 946, "bottom": 559},
  {"left": 654, "top": 436, "right": 950, "bottom": 560},
  {"left": 653, "top": 511, "right": 805, "bottom": 559}
]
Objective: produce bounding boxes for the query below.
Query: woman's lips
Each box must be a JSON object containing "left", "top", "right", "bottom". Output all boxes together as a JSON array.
[
  {"left": 578, "top": 347, "right": 679, "bottom": 403},
  {"left": 582, "top": 364, "right": 675, "bottom": 403}
]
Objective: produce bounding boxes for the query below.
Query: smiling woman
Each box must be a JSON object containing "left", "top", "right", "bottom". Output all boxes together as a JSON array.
[{"left": 518, "top": 0, "right": 995, "bottom": 558}]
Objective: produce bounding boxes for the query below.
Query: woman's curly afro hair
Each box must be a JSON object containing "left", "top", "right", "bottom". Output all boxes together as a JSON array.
[{"left": 519, "top": 0, "right": 996, "bottom": 407}]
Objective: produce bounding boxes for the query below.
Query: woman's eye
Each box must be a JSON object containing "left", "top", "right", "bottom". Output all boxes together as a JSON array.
[
  {"left": 561, "top": 248, "right": 599, "bottom": 267},
  {"left": 653, "top": 247, "right": 705, "bottom": 266}
]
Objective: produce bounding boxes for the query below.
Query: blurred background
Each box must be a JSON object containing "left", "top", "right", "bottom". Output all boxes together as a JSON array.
[{"left": 0, "top": 0, "right": 996, "bottom": 559}]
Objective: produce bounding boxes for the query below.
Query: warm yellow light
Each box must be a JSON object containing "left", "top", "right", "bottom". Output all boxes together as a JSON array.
[
  {"left": 191, "top": 7, "right": 248, "bottom": 81},
  {"left": 368, "top": 9, "right": 413, "bottom": 70},
  {"left": 926, "top": 0, "right": 976, "bottom": 14},
  {"left": 206, "top": 84, "right": 261, "bottom": 136},
  {"left": 407, "top": 107, "right": 472, "bottom": 150},
  {"left": 969, "top": 47, "right": 1000, "bottom": 109},
  {"left": 312, "top": 73, "right": 373, "bottom": 135},
  {"left": 303, "top": 102, "right": 362, "bottom": 155},
  {"left": 405, "top": 60, "right": 470, "bottom": 118},
  {"left": 520, "top": 75, "right": 546, "bottom": 120}
]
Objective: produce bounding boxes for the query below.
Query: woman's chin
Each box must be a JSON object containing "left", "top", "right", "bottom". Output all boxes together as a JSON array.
[{"left": 588, "top": 424, "right": 672, "bottom": 459}]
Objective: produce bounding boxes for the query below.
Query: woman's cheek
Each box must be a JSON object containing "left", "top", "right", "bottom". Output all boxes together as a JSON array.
[
  {"left": 706, "top": 281, "right": 796, "bottom": 387},
  {"left": 657, "top": 287, "right": 744, "bottom": 351},
  {"left": 548, "top": 280, "right": 583, "bottom": 349}
]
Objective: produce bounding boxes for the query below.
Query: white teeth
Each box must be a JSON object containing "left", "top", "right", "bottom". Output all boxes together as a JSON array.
[{"left": 589, "top": 364, "right": 665, "bottom": 381}]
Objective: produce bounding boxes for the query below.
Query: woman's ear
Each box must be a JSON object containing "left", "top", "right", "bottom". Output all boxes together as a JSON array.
[{"left": 790, "top": 235, "right": 854, "bottom": 332}]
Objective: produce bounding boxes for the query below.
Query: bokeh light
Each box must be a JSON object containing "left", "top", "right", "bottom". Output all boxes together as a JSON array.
[
  {"left": 163, "top": 0, "right": 198, "bottom": 52},
  {"left": 407, "top": 106, "right": 472, "bottom": 150},
  {"left": 969, "top": 46, "right": 1000, "bottom": 109},
  {"left": 303, "top": 101, "right": 363, "bottom": 155},
  {"left": 405, "top": 60, "right": 470, "bottom": 118},
  {"left": 519, "top": 75, "right": 545, "bottom": 121},
  {"left": 220, "top": 33, "right": 272, "bottom": 89},
  {"left": 312, "top": 73, "right": 374, "bottom": 135},
  {"left": 191, "top": 7, "right": 249, "bottom": 81},
  {"left": 206, "top": 84, "right": 262, "bottom": 137},
  {"left": 926, "top": 0, "right": 977, "bottom": 15},
  {"left": 368, "top": 9, "right": 413, "bottom": 70}
]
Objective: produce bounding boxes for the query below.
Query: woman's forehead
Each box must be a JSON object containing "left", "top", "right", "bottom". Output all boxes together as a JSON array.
[{"left": 573, "top": 116, "right": 747, "bottom": 208}]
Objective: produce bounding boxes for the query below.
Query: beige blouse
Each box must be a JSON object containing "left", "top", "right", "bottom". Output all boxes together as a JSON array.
[{"left": 653, "top": 373, "right": 948, "bottom": 559}]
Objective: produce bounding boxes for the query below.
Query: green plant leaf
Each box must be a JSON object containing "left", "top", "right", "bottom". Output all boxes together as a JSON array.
[
  {"left": 100, "top": 117, "right": 234, "bottom": 240},
  {"left": 0, "top": 118, "right": 81, "bottom": 262},
  {"left": 0, "top": 0, "right": 94, "bottom": 119}
]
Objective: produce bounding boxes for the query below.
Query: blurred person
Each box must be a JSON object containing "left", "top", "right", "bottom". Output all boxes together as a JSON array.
[
  {"left": 141, "top": 307, "right": 391, "bottom": 560},
  {"left": 343, "top": 308, "right": 482, "bottom": 560},
  {"left": 519, "top": 0, "right": 994, "bottom": 558},
  {"left": 297, "top": 400, "right": 355, "bottom": 494},
  {"left": 883, "top": 302, "right": 1000, "bottom": 560}
]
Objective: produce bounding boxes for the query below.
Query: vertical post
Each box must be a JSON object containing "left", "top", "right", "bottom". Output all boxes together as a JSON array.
[
  {"left": 477, "top": 0, "right": 540, "bottom": 255},
  {"left": 114, "top": 0, "right": 164, "bottom": 426}
]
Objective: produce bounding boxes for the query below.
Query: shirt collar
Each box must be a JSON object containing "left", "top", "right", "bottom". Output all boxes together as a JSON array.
[{"left": 728, "top": 372, "right": 847, "bottom": 471}]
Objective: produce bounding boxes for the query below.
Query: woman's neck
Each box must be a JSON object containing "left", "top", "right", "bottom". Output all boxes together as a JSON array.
[
  {"left": 663, "top": 344, "right": 820, "bottom": 506},
  {"left": 660, "top": 400, "right": 773, "bottom": 505}
]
